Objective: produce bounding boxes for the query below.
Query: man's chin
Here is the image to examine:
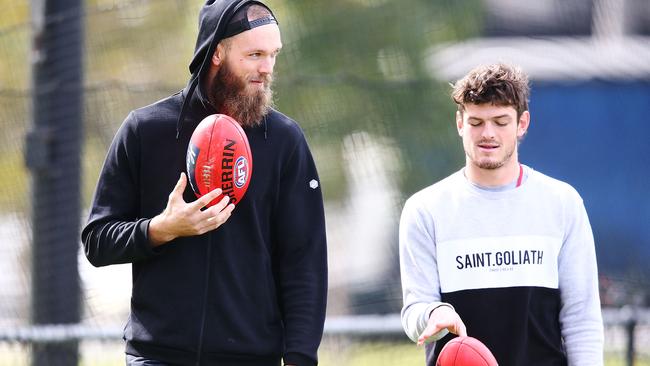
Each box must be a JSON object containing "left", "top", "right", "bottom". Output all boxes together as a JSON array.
[
  {"left": 246, "top": 86, "right": 270, "bottom": 97},
  {"left": 474, "top": 159, "right": 505, "bottom": 170}
]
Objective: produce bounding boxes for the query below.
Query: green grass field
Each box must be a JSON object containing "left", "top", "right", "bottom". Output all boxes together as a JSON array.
[
  {"left": 0, "top": 342, "right": 648, "bottom": 366},
  {"left": 318, "top": 342, "right": 650, "bottom": 366}
]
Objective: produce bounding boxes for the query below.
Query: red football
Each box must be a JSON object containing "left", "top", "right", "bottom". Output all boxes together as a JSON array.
[
  {"left": 436, "top": 337, "right": 498, "bottom": 366},
  {"left": 186, "top": 114, "right": 253, "bottom": 207}
]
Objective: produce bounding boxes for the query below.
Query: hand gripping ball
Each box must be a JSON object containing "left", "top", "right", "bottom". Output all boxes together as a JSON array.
[
  {"left": 186, "top": 114, "right": 253, "bottom": 207},
  {"left": 436, "top": 336, "right": 498, "bottom": 366}
]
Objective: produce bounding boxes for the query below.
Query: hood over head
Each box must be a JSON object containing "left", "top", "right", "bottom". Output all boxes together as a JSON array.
[{"left": 176, "top": 0, "right": 278, "bottom": 138}]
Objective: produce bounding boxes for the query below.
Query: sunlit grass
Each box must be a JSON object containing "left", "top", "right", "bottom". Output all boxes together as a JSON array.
[
  {"left": 0, "top": 342, "right": 648, "bottom": 366},
  {"left": 319, "top": 341, "right": 650, "bottom": 366},
  {"left": 320, "top": 340, "right": 424, "bottom": 366}
]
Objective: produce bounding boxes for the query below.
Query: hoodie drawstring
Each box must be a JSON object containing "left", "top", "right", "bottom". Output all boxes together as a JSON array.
[
  {"left": 263, "top": 116, "right": 267, "bottom": 140},
  {"left": 176, "top": 77, "right": 199, "bottom": 140}
]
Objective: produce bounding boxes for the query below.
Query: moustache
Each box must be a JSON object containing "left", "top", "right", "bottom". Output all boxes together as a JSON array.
[
  {"left": 249, "top": 74, "right": 273, "bottom": 87},
  {"left": 476, "top": 140, "right": 500, "bottom": 146}
]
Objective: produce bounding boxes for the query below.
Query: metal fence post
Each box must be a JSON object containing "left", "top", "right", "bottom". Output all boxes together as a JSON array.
[
  {"left": 626, "top": 308, "right": 637, "bottom": 366},
  {"left": 27, "top": 0, "right": 84, "bottom": 364}
]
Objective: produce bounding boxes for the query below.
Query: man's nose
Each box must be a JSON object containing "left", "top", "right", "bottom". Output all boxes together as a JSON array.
[
  {"left": 481, "top": 122, "right": 497, "bottom": 139},
  {"left": 258, "top": 56, "right": 275, "bottom": 75}
]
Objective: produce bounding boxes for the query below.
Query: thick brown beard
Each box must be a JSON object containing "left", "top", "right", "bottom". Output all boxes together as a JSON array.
[{"left": 208, "top": 61, "right": 274, "bottom": 128}]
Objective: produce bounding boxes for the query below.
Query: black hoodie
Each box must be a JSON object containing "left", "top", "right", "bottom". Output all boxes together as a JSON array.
[{"left": 82, "top": 1, "right": 328, "bottom": 365}]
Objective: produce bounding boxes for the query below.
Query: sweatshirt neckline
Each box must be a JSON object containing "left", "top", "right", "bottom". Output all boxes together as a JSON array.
[{"left": 460, "top": 165, "right": 533, "bottom": 199}]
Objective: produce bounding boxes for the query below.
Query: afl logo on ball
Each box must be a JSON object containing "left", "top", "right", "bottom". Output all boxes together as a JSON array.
[{"left": 234, "top": 156, "right": 249, "bottom": 188}]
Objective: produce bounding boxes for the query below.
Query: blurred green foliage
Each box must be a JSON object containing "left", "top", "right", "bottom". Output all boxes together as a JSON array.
[
  {"left": 274, "top": 0, "right": 482, "bottom": 200},
  {"left": 0, "top": 0, "right": 483, "bottom": 211}
]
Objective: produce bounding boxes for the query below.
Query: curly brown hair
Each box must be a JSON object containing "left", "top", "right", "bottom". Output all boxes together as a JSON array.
[{"left": 451, "top": 63, "right": 530, "bottom": 119}]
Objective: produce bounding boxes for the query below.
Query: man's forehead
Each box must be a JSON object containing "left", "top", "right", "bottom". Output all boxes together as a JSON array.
[
  {"left": 229, "top": 24, "right": 282, "bottom": 50},
  {"left": 463, "top": 103, "right": 517, "bottom": 117}
]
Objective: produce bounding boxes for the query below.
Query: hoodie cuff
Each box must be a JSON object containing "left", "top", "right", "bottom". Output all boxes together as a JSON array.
[
  {"left": 283, "top": 352, "right": 317, "bottom": 366},
  {"left": 139, "top": 218, "right": 165, "bottom": 254}
]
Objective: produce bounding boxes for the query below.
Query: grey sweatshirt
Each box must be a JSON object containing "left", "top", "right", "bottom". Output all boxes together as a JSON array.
[{"left": 399, "top": 165, "right": 603, "bottom": 366}]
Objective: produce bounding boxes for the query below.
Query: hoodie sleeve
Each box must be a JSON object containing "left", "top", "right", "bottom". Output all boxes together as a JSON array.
[
  {"left": 274, "top": 130, "right": 328, "bottom": 366},
  {"left": 81, "top": 112, "right": 160, "bottom": 267}
]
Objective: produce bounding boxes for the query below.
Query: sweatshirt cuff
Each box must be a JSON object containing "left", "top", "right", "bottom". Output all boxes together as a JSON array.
[
  {"left": 283, "top": 352, "right": 316, "bottom": 366},
  {"left": 425, "top": 302, "right": 454, "bottom": 320}
]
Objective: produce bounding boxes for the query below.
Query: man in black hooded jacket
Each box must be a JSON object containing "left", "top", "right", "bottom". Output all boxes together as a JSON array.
[{"left": 82, "top": 1, "right": 327, "bottom": 365}]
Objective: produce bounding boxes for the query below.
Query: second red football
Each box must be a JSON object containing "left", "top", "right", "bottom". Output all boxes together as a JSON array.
[{"left": 436, "top": 336, "right": 498, "bottom": 366}]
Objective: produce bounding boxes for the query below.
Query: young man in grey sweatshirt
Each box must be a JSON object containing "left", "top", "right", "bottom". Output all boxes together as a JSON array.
[{"left": 399, "top": 63, "right": 603, "bottom": 366}]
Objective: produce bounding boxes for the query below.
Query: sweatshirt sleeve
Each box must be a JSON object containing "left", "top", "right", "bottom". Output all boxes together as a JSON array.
[
  {"left": 399, "top": 196, "right": 450, "bottom": 343},
  {"left": 274, "top": 132, "right": 328, "bottom": 366},
  {"left": 558, "top": 190, "right": 604, "bottom": 366},
  {"left": 81, "top": 112, "right": 160, "bottom": 267}
]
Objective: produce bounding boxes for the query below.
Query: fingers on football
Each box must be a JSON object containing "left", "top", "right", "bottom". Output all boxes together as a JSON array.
[
  {"left": 202, "top": 203, "right": 235, "bottom": 232},
  {"left": 442, "top": 319, "right": 466, "bottom": 337},
  {"left": 197, "top": 195, "right": 230, "bottom": 219},
  {"left": 417, "top": 335, "right": 428, "bottom": 346},
  {"left": 417, "top": 323, "right": 440, "bottom": 346},
  {"left": 417, "top": 318, "right": 463, "bottom": 346},
  {"left": 208, "top": 194, "right": 231, "bottom": 213},
  {"left": 218, "top": 202, "right": 235, "bottom": 218},
  {"left": 455, "top": 322, "right": 467, "bottom": 337},
  {"left": 192, "top": 188, "right": 223, "bottom": 209}
]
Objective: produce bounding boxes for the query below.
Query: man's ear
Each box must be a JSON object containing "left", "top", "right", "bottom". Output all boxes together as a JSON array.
[
  {"left": 212, "top": 43, "right": 225, "bottom": 66},
  {"left": 517, "top": 111, "right": 530, "bottom": 138},
  {"left": 456, "top": 110, "right": 464, "bottom": 136}
]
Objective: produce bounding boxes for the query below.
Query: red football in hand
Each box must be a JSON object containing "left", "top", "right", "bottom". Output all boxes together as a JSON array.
[
  {"left": 436, "top": 337, "right": 498, "bottom": 366},
  {"left": 186, "top": 114, "right": 253, "bottom": 207}
]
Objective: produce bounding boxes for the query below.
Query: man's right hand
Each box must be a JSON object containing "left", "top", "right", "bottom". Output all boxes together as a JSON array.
[
  {"left": 417, "top": 305, "right": 467, "bottom": 346},
  {"left": 148, "top": 173, "right": 235, "bottom": 247}
]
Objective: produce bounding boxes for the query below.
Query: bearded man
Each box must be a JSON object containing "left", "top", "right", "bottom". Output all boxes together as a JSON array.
[{"left": 82, "top": 2, "right": 328, "bottom": 366}]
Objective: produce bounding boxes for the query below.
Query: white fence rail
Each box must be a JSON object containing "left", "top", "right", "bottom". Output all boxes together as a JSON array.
[
  {"left": 0, "top": 307, "right": 648, "bottom": 365},
  {"left": 1, "top": 308, "right": 649, "bottom": 341}
]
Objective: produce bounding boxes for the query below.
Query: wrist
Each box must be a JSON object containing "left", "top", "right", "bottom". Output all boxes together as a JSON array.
[
  {"left": 148, "top": 214, "right": 175, "bottom": 246},
  {"left": 428, "top": 303, "right": 454, "bottom": 319}
]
